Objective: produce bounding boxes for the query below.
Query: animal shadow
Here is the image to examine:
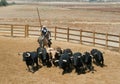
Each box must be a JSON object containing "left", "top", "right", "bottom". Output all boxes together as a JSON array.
[{"left": 32, "top": 65, "right": 42, "bottom": 73}]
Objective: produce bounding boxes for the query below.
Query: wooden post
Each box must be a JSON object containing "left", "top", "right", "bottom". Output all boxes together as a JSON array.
[
  {"left": 106, "top": 32, "right": 108, "bottom": 48},
  {"left": 11, "top": 25, "right": 13, "bottom": 37},
  {"left": 25, "top": 25, "right": 26, "bottom": 37},
  {"left": 67, "top": 27, "right": 69, "bottom": 42},
  {"left": 119, "top": 33, "right": 120, "bottom": 52},
  {"left": 26, "top": 25, "right": 29, "bottom": 37},
  {"left": 80, "top": 29, "right": 82, "bottom": 44},
  {"left": 55, "top": 26, "right": 57, "bottom": 40},
  {"left": 25, "top": 25, "right": 27, "bottom": 38},
  {"left": 93, "top": 31, "right": 95, "bottom": 46}
]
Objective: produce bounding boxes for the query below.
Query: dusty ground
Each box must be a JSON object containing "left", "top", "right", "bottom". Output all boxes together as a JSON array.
[
  {"left": 0, "top": 37, "right": 120, "bottom": 84},
  {"left": 0, "top": 3, "right": 120, "bottom": 84}
]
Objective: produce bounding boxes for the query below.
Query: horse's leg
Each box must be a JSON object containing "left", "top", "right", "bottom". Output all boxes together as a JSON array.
[
  {"left": 41, "top": 40, "right": 44, "bottom": 48},
  {"left": 48, "top": 39, "right": 52, "bottom": 47}
]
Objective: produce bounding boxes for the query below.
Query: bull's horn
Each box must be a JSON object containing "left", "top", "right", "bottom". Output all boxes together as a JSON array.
[
  {"left": 56, "top": 51, "right": 60, "bottom": 53},
  {"left": 63, "top": 60, "right": 67, "bottom": 62},
  {"left": 25, "top": 53, "right": 31, "bottom": 57},
  {"left": 55, "top": 60, "right": 59, "bottom": 62},
  {"left": 70, "top": 56, "right": 73, "bottom": 59},
  {"left": 39, "top": 52, "right": 42, "bottom": 54},
  {"left": 78, "top": 56, "right": 81, "bottom": 58}
]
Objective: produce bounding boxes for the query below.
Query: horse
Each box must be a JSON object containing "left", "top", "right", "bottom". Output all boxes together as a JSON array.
[{"left": 37, "top": 31, "right": 52, "bottom": 48}]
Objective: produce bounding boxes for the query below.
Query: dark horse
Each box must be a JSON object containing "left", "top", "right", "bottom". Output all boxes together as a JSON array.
[{"left": 37, "top": 31, "right": 52, "bottom": 48}]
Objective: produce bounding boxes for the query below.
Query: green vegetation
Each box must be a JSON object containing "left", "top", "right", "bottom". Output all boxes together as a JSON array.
[{"left": 0, "top": 0, "right": 8, "bottom": 6}]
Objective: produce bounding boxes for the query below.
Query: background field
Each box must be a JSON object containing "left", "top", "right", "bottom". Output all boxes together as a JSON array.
[
  {"left": 0, "top": 3, "right": 120, "bottom": 84},
  {"left": 0, "top": 3, "right": 120, "bottom": 33}
]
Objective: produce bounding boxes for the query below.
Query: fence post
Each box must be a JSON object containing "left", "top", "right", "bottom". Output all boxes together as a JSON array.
[
  {"left": 67, "top": 27, "right": 69, "bottom": 42},
  {"left": 119, "top": 33, "right": 120, "bottom": 52},
  {"left": 80, "top": 29, "right": 82, "bottom": 44},
  {"left": 25, "top": 25, "right": 27, "bottom": 37},
  {"left": 55, "top": 26, "right": 57, "bottom": 40},
  {"left": 26, "top": 25, "right": 29, "bottom": 37},
  {"left": 93, "top": 31, "right": 95, "bottom": 46},
  {"left": 106, "top": 32, "right": 108, "bottom": 48},
  {"left": 11, "top": 24, "right": 13, "bottom": 37}
]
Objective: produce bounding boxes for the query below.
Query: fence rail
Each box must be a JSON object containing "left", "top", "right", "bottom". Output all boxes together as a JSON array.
[{"left": 0, "top": 24, "right": 120, "bottom": 52}]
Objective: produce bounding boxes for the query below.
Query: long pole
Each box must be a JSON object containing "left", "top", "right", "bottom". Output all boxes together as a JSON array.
[{"left": 37, "top": 8, "right": 42, "bottom": 28}]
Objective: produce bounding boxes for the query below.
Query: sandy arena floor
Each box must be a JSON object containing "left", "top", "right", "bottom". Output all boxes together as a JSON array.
[
  {"left": 0, "top": 37, "right": 120, "bottom": 84},
  {"left": 0, "top": 3, "right": 120, "bottom": 84}
]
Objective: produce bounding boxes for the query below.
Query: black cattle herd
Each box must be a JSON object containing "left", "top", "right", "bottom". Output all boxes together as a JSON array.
[{"left": 21, "top": 44, "right": 105, "bottom": 75}]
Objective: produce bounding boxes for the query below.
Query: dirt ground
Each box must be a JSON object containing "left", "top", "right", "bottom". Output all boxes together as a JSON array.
[
  {"left": 0, "top": 3, "right": 120, "bottom": 84},
  {"left": 0, "top": 36, "right": 120, "bottom": 84}
]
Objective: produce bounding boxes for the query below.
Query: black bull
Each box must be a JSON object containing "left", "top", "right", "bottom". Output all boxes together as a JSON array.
[
  {"left": 59, "top": 53, "right": 72, "bottom": 75},
  {"left": 37, "top": 47, "right": 52, "bottom": 67},
  {"left": 82, "top": 52, "right": 94, "bottom": 73},
  {"left": 91, "top": 49, "right": 104, "bottom": 67},
  {"left": 22, "top": 51, "right": 39, "bottom": 73},
  {"left": 73, "top": 52, "right": 85, "bottom": 74}
]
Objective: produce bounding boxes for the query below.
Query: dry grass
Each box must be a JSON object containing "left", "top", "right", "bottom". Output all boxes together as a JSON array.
[{"left": 0, "top": 3, "right": 120, "bottom": 33}]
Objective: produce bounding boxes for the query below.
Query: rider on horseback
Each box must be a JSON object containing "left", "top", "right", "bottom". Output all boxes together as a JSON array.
[
  {"left": 41, "top": 25, "right": 52, "bottom": 45},
  {"left": 41, "top": 26, "right": 48, "bottom": 38}
]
